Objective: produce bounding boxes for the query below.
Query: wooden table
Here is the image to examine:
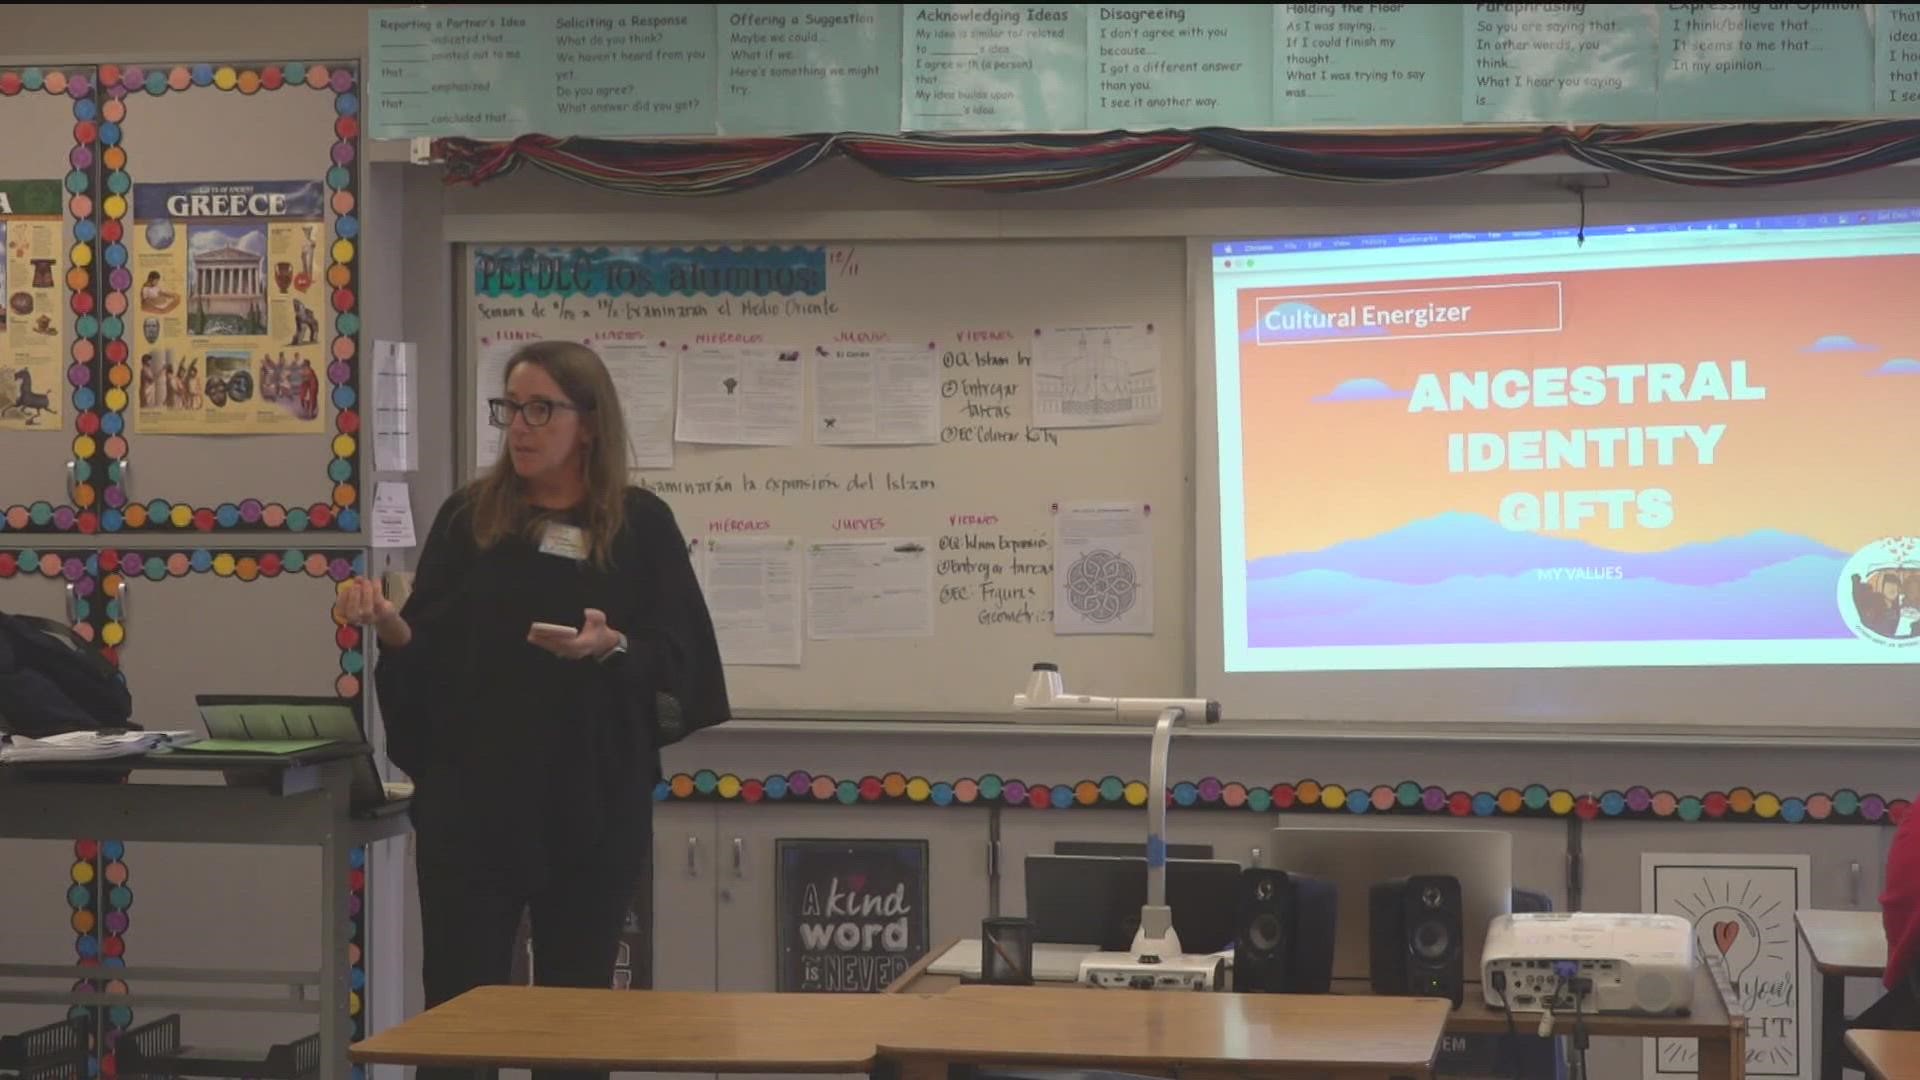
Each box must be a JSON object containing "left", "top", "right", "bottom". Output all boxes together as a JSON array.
[
  {"left": 349, "top": 983, "right": 1452, "bottom": 1079},
  {"left": 890, "top": 940, "right": 1748, "bottom": 1080},
  {"left": 1846, "top": 1029, "right": 1920, "bottom": 1080},
  {"left": 1797, "top": 909, "right": 1889, "bottom": 1080}
]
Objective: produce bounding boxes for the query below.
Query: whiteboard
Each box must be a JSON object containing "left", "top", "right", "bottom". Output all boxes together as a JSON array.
[{"left": 460, "top": 239, "right": 1189, "bottom": 715}]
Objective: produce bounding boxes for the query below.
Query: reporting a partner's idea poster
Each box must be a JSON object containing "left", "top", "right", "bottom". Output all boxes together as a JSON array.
[{"left": 130, "top": 180, "right": 329, "bottom": 435}]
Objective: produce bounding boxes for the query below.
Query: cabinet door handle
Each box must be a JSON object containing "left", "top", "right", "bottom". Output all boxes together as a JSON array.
[
  {"left": 65, "top": 582, "right": 77, "bottom": 626},
  {"left": 686, "top": 835, "right": 699, "bottom": 877},
  {"left": 119, "top": 455, "right": 131, "bottom": 503},
  {"left": 65, "top": 460, "right": 78, "bottom": 503},
  {"left": 1851, "top": 861, "right": 1862, "bottom": 907},
  {"left": 732, "top": 837, "right": 744, "bottom": 878}
]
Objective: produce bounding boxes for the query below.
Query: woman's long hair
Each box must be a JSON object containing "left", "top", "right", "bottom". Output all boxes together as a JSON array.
[{"left": 469, "top": 340, "right": 630, "bottom": 566}]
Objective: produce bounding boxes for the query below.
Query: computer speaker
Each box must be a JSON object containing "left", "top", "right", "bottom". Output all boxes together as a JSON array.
[
  {"left": 1369, "top": 874, "right": 1465, "bottom": 1007},
  {"left": 1233, "top": 867, "right": 1337, "bottom": 994}
]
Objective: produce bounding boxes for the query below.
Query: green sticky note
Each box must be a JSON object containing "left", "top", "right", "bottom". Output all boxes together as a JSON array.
[
  {"left": 550, "top": 5, "right": 719, "bottom": 135},
  {"left": 1464, "top": 3, "right": 1657, "bottom": 123},
  {"left": 178, "top": 739, "right": 337, "bottom": 755},
  {"left": 1875, "top": 5, "right": 1920, "bottom": 115},
  {"left": 1659, "top": 5, "right": 1871, "bottom": 120},
  {"left": 1273, "top": 4, "right": 1463, "bottom": 127},
  {"left": 902, "top": 5, "right": 1087, "bottom": 131},
  {"left": 719, "top": 5, "right": 904, "bottom": 134},
  {"left": 1086, "top": 4, "right": 1272, "bottom": 130},
  {"left": 366, "top": 6, "right": 549, "bottom": 140}
]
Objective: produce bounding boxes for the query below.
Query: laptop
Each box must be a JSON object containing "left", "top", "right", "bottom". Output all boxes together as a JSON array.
[{"left": 193, "top": 694, "right": 410, "bottom": 811}]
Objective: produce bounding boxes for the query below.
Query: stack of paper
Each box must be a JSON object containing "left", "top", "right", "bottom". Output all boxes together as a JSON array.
[{"left": 0, "top": 730, "right": 201, "bottom": 764}]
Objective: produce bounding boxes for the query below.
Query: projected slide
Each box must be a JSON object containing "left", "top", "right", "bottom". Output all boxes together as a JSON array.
[{"left": 1213, "top": 211, "right": 1920, "bottom": 673}]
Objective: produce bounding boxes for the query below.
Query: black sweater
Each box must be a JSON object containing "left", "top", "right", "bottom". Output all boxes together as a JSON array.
[{"left": 373, "top": 485, "right": 729, "bottom": 887}]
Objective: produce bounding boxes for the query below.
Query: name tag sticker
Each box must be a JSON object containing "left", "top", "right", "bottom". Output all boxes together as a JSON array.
[{"left": 538, "top": 522, "right": 589, "bottom": 561}]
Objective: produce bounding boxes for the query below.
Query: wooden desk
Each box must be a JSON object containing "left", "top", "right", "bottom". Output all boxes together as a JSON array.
[
  {"left": 900, "top": 984, "right": 1450, "bottom": 1079},
  {"left": 1846, "top": 1029, "right": 1920, "bottom": 1080},
  {"left": 889, "top": 940, "right": 1747, "bottom": 1080},
  {"left": 1797, "top": 909, "right": 1889, "bottom": 1080},
  {"left": 348, "top": 986, "right": 905, "bottom": 1073},
  {"left": 349, "top": 983, "right": 1451, "bottom": 1079}
]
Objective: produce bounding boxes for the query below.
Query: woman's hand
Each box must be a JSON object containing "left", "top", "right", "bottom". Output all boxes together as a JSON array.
[
  {"left": 527, "top": 608, "right": 623, "bottom": 662},
  {"left": 334, "top": 576, "right": 411, "bottom": 648}
]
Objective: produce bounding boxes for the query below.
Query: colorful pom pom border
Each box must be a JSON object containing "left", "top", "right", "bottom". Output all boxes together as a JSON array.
[
  {"left": 655, "top": 771, "right": 1912, "bottom": 827},
  {"left": 92, "top": 62, "right": 362, "bottom": 536},
  {"left": 0, "top": 549, "right": 99, "bottom": 641},
  {"left": 65, "top": 838, "right": 131, "bottom": 1077},
  {"left": 98, "top": 547, "right": 368, "bottom": 698},
  {"left": 0, "top": 68, "right": 104, "bottom": 536}
]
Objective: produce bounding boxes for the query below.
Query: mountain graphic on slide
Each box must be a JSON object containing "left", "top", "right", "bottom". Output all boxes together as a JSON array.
[
  {"left": 1246, "top": 554, "right": 1853, "bottom": 647},
  {"left": 1246, "top": 512, "right": 1844, "bottom": 586}
]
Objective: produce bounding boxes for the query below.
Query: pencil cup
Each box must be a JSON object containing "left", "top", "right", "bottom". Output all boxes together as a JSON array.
[{"left": 980, "top": 916, "right": 1035, "bottom": 985}]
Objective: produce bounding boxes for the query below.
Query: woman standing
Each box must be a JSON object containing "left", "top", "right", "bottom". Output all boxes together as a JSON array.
[{"left": 333, "top": 341, "right": 728, "bottom": 1079}]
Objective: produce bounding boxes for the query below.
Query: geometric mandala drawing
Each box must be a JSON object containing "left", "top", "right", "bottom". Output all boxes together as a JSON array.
[{"left": 1066, "top": 548, "right": 1138, "bottom": 623}]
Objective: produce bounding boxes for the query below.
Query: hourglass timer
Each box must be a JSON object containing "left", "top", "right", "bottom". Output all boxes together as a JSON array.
[{"left": 978, "top": 916, "right": 1035, "bottom": 985}]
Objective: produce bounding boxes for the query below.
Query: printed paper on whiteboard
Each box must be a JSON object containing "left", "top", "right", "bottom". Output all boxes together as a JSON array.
[
  {"left": 806, "top": 539, "right": 934, "bottom": 640},
  {"left": 371, "top": 481, "right": 417, "bottom": 550},
  {"left": 675, "top": 345, "right": 805, "bottom": 446},
  {"left": 593, "top": 335, "right": 675, "bottom": 469},
  {"left": 372, "top": 340, "right": 417, "bottom": 473},
  {"left": 1054, "top": 501, "right": 1154, "bottom": 635},
  {"left": 812, "top": 343, "right": 940, "bottom": 445},
  {"left": 699, "top": 537, "right": 803, "bottom": 666},
  {"left": 1032, "top": 324, "right": 1162, "bottom": 429},
  {"left": 474, "top": 334, "right": 524, "bottom": 469}
]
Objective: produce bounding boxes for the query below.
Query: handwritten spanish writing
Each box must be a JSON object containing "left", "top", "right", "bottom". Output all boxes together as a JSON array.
[
  {"left": 905, "top": 4, "right": 1087, "bottom": 130},
  {"left": 1465, "top": 3, "right": 1657, "bottom": 123},
  {"left": 645, "top": 472, "right": 938, "bottom": 498},
  {"left": 720, "top": 5, "right": 903, "bottom": 134},
  {"left": 1276, "top": 4, "right": 1461, "bottom": 126},
  {"left": 939, "top": 345, "right": 1061, "bottom": 448},
  {"left": 1088, "top": 4, "right": 1271, "bottom": 129},
  {"left": 1877, "top": 5, "right": 1920, "bottom": 113},
  {"left": 936, "top": 528, "right": 1054, "bottom": 627},
  {"left": 1659, "top": 3, "right": 1871, "bottom": 119}
]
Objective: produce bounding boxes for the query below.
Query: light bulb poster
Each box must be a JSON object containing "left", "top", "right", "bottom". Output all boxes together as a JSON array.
[{"left": 1642, "top": 852, "right": 1811, "bottom": 1079}]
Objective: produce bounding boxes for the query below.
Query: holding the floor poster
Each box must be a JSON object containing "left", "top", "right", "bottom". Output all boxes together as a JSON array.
[{"left": 130, "top": 180, "right": 328, "bottom": 434}]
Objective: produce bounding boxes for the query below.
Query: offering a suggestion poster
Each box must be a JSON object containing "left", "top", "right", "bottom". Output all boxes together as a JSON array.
[
  {"left": 0, "top": 180, "right": 65, "bottom": 431},
  {"left": 130, "top": 181, "right": 329, "bottom": 434},
  {"left": 1642, "top": 852, "right": 1812, "bottom": 1079},
  {"left": 775, "top": 838, "right": 929, "bottom": 993}
]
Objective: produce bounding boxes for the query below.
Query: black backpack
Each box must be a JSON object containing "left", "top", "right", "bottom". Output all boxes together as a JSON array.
[{"left": 0, "top": 609, "right": 136, "bottom": 737}]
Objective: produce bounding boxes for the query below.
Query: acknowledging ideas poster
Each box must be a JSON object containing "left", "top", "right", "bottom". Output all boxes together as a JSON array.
[
  {"left": 1222, "top": 219, "right": 1920, "bottom": 671},
  {"left": 130, "top": 181, "right": 329, "bottom": 435},
  {"left": 0, "top": 180, "right": 65, "bottom": 432}
]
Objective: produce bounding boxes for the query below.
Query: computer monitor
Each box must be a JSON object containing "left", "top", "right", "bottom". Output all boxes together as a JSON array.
[
  {"left": 1264, "top": 825, "right": 1512, "bottom": 982},
  {"left": 1023, "top": 854, "right": 1242, "bottom": 954}
]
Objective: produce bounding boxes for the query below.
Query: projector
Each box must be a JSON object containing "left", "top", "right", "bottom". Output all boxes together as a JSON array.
[
  {"left": 1079, "top": 951, "right": 1227, "bottom": 991},
  {"left": 1482, "top": 912, "right": 1696, "bottom": 1016}
]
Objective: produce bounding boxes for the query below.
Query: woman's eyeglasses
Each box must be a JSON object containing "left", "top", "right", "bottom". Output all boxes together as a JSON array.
[{"left": 488, "top": 397, "right": 585, "bottom": 429}]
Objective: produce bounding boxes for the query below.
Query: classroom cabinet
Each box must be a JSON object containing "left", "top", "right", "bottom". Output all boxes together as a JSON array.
[{"left": 100, "top": 547, "right": 361, "bottom": 733}]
